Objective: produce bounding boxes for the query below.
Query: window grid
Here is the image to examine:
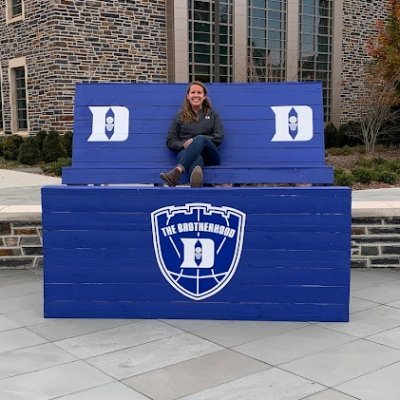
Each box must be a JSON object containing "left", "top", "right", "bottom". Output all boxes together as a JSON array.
[
  {"left": 12, "top": 0, "right": 23, "bottom": 18},
  {"left": 14, "top": 67, "right": 28, "bottom": 131},
  {"left": 298, "top": 0, "right": 333, "bottom": 121},
  {"left": 247, "top": 0, "right": 287, "bottom": 82},
  {"left": 188, "top": 0, "right": 233, "bottom": 83}
]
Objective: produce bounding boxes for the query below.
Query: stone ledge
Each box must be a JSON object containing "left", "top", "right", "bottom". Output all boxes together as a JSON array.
[
  {"left": 0, "top": 206, "right": 42, "bottom": 222},
  {"left": 352, "top": 201, "right": 400, "bottom": 218},
  {"left": 2, "top": 202, "right": 400, "bottom": 220}
]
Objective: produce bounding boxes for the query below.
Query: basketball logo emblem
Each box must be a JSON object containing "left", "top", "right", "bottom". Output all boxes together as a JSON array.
[{"left": 151, "top": 203, "right": 246, "bottom": 300}]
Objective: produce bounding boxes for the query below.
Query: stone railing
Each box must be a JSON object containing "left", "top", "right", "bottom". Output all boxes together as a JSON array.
[{"left": 1, "top": 203, "right": 400, "bottom": 270}]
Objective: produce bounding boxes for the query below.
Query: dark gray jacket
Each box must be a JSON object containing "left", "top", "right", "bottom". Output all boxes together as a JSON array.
[{"left": 166, "top": 109, "right": 224, "bottom": 152}]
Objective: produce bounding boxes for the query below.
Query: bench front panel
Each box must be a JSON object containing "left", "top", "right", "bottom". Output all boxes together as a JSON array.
[{"left": 42, "top": 186, "right": 351, "bottom": 321}]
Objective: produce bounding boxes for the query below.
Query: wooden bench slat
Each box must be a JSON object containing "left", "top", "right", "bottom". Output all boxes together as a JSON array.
[
  {"left": 62, "top": 166, "right": 333, "bottom": 184},
  {"left": 44, "top": 300, "right": 348, "bottom": 321},
  {"left": 44, "top": 247, "right": 349, "bottom": 269}
]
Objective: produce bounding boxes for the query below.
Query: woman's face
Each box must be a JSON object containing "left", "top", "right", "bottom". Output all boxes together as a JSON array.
[{"left": 187, "top": 84, "right": 206, "bottom": 110}]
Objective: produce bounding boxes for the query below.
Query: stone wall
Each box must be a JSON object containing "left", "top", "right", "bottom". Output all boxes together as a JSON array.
[
  {"left": 0, "top": 221, "right": 43, "bottom": 270},
  {"left": 0, "top": 0, "right": 54, "bottom": 135},
  {"left": 341, "top": 0, "right": 388, "bottom": 123},
  {"left": 0, "top": 0, "right": 168, "bottom": 135},
  {"left": 352, "top": 217, "right": 400, "bottom": 268},
  {"left": 1, "top": 217, "right": 399, "bottom": 270}
]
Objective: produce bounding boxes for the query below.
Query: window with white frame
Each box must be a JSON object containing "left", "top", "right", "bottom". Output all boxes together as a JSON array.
[
  {"left": 9, "top": 58, "right": 28, "bottom": 133},
  {"left": 6, "top": 0, "right": 24, "bottom": 23}
]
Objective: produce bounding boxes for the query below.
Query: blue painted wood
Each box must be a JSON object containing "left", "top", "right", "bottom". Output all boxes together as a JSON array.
[
  {"left": 62, "top": 82, "right": 332, "bottom": 184},
  {"left": 44, "top": 248, "right": 349, "bottom": 269},
  {"left": 42, "top": 82, "right": 351, "bottom": 321},
  {"left": 62, "top": 166, "right": 334, "bottom": 184},
  {"left": 43, "top": 212, "right": 349, "bottom": 230},
  {"left": 42, "top": 186, "right": 351, "bottom": 321},
  {"left": 44, "top": 283, "right": 348, "bottom": 303},
  {"left": 44, "top": 230, "right": 347, "bottom": 251},
  {"left": 44, "top": 301, "right": 348, "bottom": 322},
  {"left": 42, "top": 187, "right": 350, "bottom": 213},
  {"left": 72, "top": 147, "right": 326, "bottom": 164},
  {"left": 45, "top": 266, "right": 349, "bottom": 286}
]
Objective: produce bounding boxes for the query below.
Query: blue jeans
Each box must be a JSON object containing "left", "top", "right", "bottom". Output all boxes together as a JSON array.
[{"left": 177, "top": 135, "right": 221, "bottom": 177}]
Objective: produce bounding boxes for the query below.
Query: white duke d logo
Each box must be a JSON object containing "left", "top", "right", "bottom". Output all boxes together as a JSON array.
[
  {"left": 151, "top": 203, "right": 246, "bottom": 300},
  {"left": 88, "top": 106, "right": 129, "bottom": 142},
  {"left": 271, "top": 105, "right": 313, "bottom": 142}
]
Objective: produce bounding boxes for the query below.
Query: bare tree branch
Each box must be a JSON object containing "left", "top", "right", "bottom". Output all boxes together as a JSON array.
[{"left": 356, "top": 65, "right": 400, "bottom": 153}]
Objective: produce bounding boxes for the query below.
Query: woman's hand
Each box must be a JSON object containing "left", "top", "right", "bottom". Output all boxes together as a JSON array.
[{"left": 183, "top": 138, "right": 193, "bottom": 148}]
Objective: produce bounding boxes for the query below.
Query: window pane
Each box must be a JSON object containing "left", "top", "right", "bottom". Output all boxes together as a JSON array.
[
  {"left": 189, "top": 0, "right": 233, "bottom": 82},
  {"left": 299, "top": 0, "right": 333, "bottom": 121},
  {"left": 248, "top": 0, "right": 287, "bottom": 83},
  {"left": 13, "top": 66, "right": 28, "bottom": 131},
  {"left": 12, "top": 0, "right": 22, "bottom": 17},
  {"left": 251, "top": 0, "right": 265, "bottom": 8}
]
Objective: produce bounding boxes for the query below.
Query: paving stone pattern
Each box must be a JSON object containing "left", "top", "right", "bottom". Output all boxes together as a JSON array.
[{"left": 1, "top": 268, "right": 400, "bottom": 399}]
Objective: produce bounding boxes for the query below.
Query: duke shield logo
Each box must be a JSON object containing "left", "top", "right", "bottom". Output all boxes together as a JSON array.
[
  {"left": 88, "top": 106, "right": 129, "bottom": 142},
  {"left": 271, "top": 105, "right": 313, "bottom": 142},
  {"left": 151, "top": 203, "right": 246, "bottom": 300}
]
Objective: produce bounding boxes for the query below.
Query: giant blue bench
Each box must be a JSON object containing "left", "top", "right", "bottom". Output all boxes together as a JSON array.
[{"left": 42, "top": 82, "right": 351, "bottom": 321}]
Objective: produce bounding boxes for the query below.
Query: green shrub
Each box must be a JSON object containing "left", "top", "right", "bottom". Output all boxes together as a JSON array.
[
  {"left": 3, "top": 135, "right": 24, "bottom": 160},
  {"left": 41, "top": 157, "right": 71, "bottom": 177},
  {"left": 62, "top": 131, "right": 73, "bottom": 158},
  {"left": 376, "top": 170, "right": 399, "bottom": 184},
  {"left": 35, "top": 130, "right": 48, "bottom": 154},
  {"left": 383, "top": 159, "right": 400, "bottom": 173},
  {"left": 338, "top": 121, "right": 363, "bottom": 147},
  {"left": 17, "top": 137, "right": 41, "bottom": 165},
  {"left": 355, "top": 156, "right": 384, "bottom": 168},
  {"left": 334, "top": 168, "right": 355, "bottom": 186},
  {"left": 324, "top": 123, "right": 340, "bottom": 148},
  {"left": 0, "top": 136, "right": 5, "bottom": 157},
  {"left": 42, "top": 130, "right": 67, "bottom": 163},
  {"left": 352, "top": 167, "right": 379, "bottom": 184},
  {"left": 326, "top": 145, "right": 356, "bottom": 156}
]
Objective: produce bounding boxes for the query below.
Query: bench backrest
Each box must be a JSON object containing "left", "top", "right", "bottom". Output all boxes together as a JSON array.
[{"left": 62, "top": 82, "right": 333, "bottom": 185}]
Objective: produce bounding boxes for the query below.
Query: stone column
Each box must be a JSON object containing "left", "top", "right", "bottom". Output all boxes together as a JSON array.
[{"left": 286, "top": 0, "right": 300, "bottom": 81}]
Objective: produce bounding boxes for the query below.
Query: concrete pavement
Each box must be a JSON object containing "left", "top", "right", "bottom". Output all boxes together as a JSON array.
[
  {"left": 1, "top": 268, "right": 400, "bottom": 399},
  {"left": 0, "top": 169, "right": 60, "bottom": 206}
]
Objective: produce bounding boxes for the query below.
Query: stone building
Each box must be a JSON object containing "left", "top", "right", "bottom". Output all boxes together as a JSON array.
[{"left": 0, "top": 0, "right": 389, "bottom": 136}]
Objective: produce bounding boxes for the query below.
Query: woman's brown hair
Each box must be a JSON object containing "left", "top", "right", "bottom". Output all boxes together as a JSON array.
[{"left": 180, "top": 81, "right": 213, "bottom": 124}]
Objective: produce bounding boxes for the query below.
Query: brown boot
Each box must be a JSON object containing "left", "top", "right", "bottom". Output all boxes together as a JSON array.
[
  {"left": 190, "top": 166, "right": 203, "bottom": 187},
  {"left": 160, "top": 165, "right": 183, "bottom": 187}
]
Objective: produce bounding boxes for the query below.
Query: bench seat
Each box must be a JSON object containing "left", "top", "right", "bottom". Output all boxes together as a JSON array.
[{"left": 62, "top": 165, "right": 333, "bottom": 185}]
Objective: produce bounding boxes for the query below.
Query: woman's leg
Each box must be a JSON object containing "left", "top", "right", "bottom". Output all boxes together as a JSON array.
[
  {"left": 161, "top": 135, "right": 220, "bottom": 187},
  {"left": 184, "top": 155, "right": 204, "bottom": 178},
  {"left": 177, "top": 135, "right": 220, "bottom": 170}
]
